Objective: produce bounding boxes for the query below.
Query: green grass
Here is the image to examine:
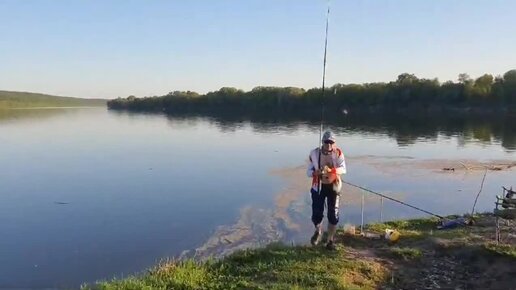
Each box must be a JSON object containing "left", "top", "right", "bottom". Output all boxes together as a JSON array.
[
  {"left": 431, "top": 228, "right": 470, "bottom": 240},
  {"left": 84, "top": 243, "right": 388, "bottom": 290},
  {"left": 366, "top": 216, "right": 479, "bottom": 241},
  {"left": 83, "top": 214, "right": 511, "bottom": 290},
  {"left": 0, "top": 90, "right": 106, "bottom": 108},
  {"left": 365, "top": 217, "right": 439, "bottom": 239},
  {"left": 90, "top": 260, "right": 217, "bottom": 290},
  {"left": 483, "top": 243, "right": 516, "bottom": 259},
  {"left": 388, "top": 247, "right": 423, "bottom": 261}
]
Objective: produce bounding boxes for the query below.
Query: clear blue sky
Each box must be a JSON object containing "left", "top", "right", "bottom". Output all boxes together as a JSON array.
[{"left": 1, "top": 0, "right": 515, "bottom": 99}]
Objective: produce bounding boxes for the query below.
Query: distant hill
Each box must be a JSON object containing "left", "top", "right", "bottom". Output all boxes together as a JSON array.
[{"left": 0, "top": 90, "right": 107, "bottom": 108}]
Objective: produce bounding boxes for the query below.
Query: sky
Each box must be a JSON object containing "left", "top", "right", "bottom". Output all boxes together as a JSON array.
[{"left": 1, "top": 0, "right": 515, "bottom": 99}]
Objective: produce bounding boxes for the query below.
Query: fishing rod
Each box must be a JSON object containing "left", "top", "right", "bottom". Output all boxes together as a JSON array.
[
  {"left": 318, "top": 3, "right": 330, "bottom": 145},
  {"left": 316, "top": 3, "right": 331, "bottom": 194},
  {"left": 343, "top": 181, "right": 444, "bottom": 219}
]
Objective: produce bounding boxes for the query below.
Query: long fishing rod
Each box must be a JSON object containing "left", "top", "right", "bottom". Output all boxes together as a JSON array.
[
  {"left": 343, "top": 181, "right": 444, "bottom": 219},
  {"left": 317, "top": 3, "right": 331, "bottom": 194},
  {"left": 318, "top": 4, "right": 330, "bottom": 145}
]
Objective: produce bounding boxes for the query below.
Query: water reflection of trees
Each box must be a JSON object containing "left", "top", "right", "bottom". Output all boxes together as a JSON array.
[
  {"left": 164, "top": 111, "right": 516, "bottom": 151},
  {"left": 0, "top": 108, "right": 69, "bottom": 123}
]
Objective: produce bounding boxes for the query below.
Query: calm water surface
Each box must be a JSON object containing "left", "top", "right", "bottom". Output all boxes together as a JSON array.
[{"left": 1, "top": 108, "right": 514, "bottom": 288}]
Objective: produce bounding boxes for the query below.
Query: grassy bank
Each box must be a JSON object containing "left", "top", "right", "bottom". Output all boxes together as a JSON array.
[
  {"left": 83, "top": 214, "right": 515, "bottom": 289},
  {"left": 0, "top": 90, "right": 106, "bottom": 108}
]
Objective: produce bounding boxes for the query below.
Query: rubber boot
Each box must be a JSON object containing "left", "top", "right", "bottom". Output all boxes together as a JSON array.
[
  {"left": 310, "top": 224, "right": 323, "bottom": 246},
  {"left": 326, "top": 224, "right": 337, "bottom": 250}
]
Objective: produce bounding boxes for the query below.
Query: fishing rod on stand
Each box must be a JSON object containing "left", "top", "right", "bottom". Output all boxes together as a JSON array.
[{"left": 343, "top": 181, "right": 444, "bottom": 220}]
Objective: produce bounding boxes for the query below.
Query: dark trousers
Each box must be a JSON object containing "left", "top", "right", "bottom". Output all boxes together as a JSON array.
[{"left": 311, "top": 184, "right": 340, "bottom": 226}]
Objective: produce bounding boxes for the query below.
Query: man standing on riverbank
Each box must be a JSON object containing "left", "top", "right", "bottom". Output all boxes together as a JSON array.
[{"left": 307, "top": 131, "right": 346, "bottom": 250}]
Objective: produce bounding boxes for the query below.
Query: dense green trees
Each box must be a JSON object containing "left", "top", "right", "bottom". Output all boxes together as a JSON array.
[{"left": 108, "top": 70, "right": 516, "bottom": 113}]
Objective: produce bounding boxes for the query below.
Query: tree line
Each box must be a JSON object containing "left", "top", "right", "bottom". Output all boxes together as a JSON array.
[
  {"left": 108, "top": 70, "right": 516, "bottom": 114},
  {"left": 0, "top": 90, "right": 106, "bottom": 109}
]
